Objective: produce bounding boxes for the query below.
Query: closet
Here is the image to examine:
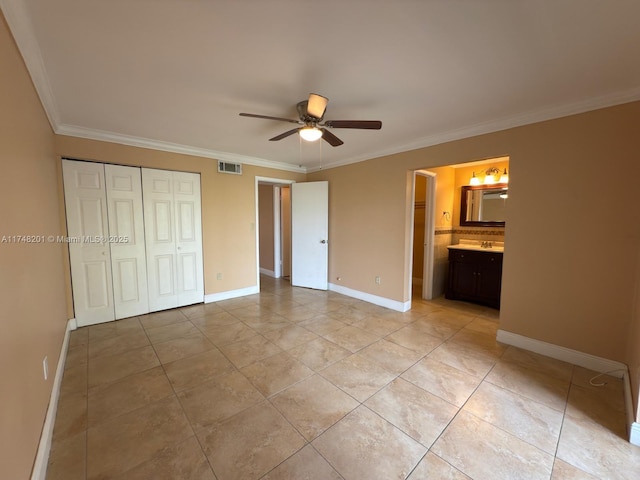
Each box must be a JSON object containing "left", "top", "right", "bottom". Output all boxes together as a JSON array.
[{"left": 62, "top": 159, "right": 204, "bottom": 327}]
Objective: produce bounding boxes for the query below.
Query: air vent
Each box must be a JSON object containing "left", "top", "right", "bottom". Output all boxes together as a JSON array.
[{"left": 218, "top": 161, "right": 242, "bottom": 175}]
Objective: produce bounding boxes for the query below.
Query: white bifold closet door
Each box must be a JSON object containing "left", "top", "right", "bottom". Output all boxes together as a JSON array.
[
  {"left": 63, "top": 160, "right": 204, "bottom": 326},
  {"left": 63, "top": 160, "right": 116, "bottom": 326},
  {"left": 142, "top": 168, "right": 204, "bottom": 311},
  {"left": 63, "top": 160, "right": 149, "bottom": 326},
  {"left": 105, "top": 164, "right": 149, "bottom": 319}
]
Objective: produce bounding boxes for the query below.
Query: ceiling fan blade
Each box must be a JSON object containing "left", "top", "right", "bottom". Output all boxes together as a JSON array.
[
  {"left": 307, "top": 93, "right": 328, "bottom": 119},
  {"left": 239, "top": 113, "right": 301, "bottom": 125},
  {"left": 269, "top": 128, "right": 300, "bottom": 141},
  {"left": 320, "top": 128, "right": 344, "bottom": 147},
  {"left": 323, "top": 120, "right": 382, "bottom": 129}
]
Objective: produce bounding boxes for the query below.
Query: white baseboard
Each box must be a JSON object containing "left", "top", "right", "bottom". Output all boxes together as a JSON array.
[
  {"left": 31, "top": 318, "right": 76, "bottom": 480},
  {"left": 496, "top": 329, "right": 639, "bottom": 446},
  {"left": 204, "top": 285, "right": 260, "bottom": 303},
  {"left": 204, "top": 281, "right": 410, "bottom": 312},
  {"left": 496, "top": 329, "right": 627, "bottom": 377},
  {"left": 259, "top": 268, "right": 276, "bottom": 278},
  {"left": 630, "top": 422, "right": 640, "bottom": 447},
  {"left": 329, "top": 283, "right": 410, "bottom": 312}
]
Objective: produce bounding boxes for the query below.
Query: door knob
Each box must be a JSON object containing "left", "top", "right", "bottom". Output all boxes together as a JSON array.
[{"left": 320, "top": 239, "right": 327, "bottom": 244}]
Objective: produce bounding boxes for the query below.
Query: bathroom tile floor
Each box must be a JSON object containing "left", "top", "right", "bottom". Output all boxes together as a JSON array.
[{"left": 46, "top": 276, "right": 640, "bottom": 479}]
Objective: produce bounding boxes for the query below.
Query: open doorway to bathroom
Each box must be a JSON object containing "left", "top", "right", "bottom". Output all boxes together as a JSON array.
[{"left": 408, "top": 156, "right": 509, "bottom": 308}]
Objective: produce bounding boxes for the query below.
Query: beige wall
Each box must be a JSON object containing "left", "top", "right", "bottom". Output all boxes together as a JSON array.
[
  {"left": 311, "top": 159, "right": 410, "bottom": 297},
  {"left": 309, "top": 102, "right": 640, "bottom": 369},
  {"left": 432, "top": 166, "right": 456, "bottom": 231},
  {"left": 55, "top": 136, "right": 306, "bottom": 316},
  {"left": 0, "top": 13, "right": 68, "bottom": 479},
  {"left": 258, "top": 184, "right": 275, "bottom": 272}
]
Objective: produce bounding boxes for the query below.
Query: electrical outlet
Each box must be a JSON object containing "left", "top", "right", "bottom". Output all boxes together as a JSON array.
[
  {"left": 217, "top": 272, "right": 223, "bottom": 280},
  {"left": 375, "top": 276, "right": 381, "bottom": 285},
  {"left": 43, "top": 356, "right": 49, "bottom": 381}
]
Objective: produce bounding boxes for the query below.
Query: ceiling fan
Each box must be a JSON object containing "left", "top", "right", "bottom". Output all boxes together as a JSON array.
[{"left": 239, "top": 93, "right": 382, "bottom": 147}]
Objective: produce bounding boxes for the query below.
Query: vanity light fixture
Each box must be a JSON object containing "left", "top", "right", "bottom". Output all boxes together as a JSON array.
[
  {"left": 469, "top": 166, "right": 507, "bottom": 185},
  {"left": 483, "top": 167, "right": 501, "bottom": 184}
]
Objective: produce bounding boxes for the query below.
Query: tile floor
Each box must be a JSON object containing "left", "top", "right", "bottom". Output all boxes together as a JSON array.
[{"left": 46, "top": 276, "right": 640, "bottom": 479}]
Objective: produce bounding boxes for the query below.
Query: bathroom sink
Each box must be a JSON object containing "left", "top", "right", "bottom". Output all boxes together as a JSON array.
[{"left": 447, "top": 240, "right": 504, "bottom": 252}]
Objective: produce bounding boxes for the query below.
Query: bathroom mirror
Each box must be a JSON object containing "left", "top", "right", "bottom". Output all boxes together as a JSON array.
[{"left": 460, "top": 183, "right": 507, "bottom": 226}]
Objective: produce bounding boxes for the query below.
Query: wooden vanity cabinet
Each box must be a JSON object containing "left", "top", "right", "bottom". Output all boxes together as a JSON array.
[{"left": 446, "top": 249, "right": 503, "bottom": 309}]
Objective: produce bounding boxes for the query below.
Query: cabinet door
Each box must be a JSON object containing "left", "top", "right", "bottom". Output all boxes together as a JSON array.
[
  {"left": 62, "top": 160, "right": 115, "bottom": 326},
  {"left": 450, "top": 261, "right": 477, "bottom": 298},
  {"left": 476, "top": 257, "right": 503, "bottom": 307}
]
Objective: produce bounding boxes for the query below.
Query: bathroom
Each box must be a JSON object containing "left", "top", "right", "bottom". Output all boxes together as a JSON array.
[{"left": 412, "top": 156, "right": 509, "bottom": 306}]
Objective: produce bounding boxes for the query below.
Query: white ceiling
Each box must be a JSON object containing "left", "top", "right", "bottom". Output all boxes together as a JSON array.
[{"left": 4, "top": 0, "right": 640, "bottom": 172}]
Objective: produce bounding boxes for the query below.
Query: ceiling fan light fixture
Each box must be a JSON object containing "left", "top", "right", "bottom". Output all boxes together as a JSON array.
[
  {"left": 307, "top": 93, "right": 328, "bottom": 119},
  {"left": 299, "top": 127, "right": 322, "bottom": 142},
  {"left": 239, "top": 93, "right": 381, "bottom": 147}
]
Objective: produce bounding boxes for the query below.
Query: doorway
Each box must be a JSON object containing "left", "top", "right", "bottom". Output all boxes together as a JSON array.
[
  {"left": 411, "top": 170, "right": 436, "bottom": 301},
  {"left": 257, "top": 178, "right": 294, "bottom": 287},
  {"left": 255, "top": 177, "right": 329, "bottom": 291}
]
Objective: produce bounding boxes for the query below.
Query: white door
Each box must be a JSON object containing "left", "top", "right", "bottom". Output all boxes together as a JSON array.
[
  {"left": 105, "top": 164, "right": 149, "bottom": 319},
  {"left": 173, "top": 171, "right": 204, "bottom": 306},
  {"left": 143, "top": 168, "right": 204, "bottom": 311},
  {"left": 291, "top": 181, "right": 329, "bottom": 290},
  {"left": 62, "top": 160, "right": 115, "bottom": 326}
]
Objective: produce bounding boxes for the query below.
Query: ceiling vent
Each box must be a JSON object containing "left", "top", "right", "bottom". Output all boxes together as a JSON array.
[{"left": 218, "top": 161, "right": 242, "bottom": 175}]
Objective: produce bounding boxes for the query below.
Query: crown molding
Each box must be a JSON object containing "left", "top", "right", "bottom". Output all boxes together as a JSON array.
[
  {"left": 56, "top": 124, "right": 307, "bottom": 173},
  {"left": 5, "top": 0, "right": 639, "bottom": 176},
  {"left": 307, "top": 86, "right": 640, "bottom": 173},
  {"left": 1, "top": 0, "right": 60, "bottom": 128},
  {"left": 2, "top": 0, "right": 305, "bottom": 174}
]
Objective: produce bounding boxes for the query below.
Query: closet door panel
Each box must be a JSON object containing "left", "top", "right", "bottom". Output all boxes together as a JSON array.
[
  {"left": 62, "top": 160, "right": 115, "bottom": 326},
  {"left": 173, "top": 172, "right": 204, "bottom": 307},
  {"left": 105, "top": 164, "right": 149, "bottom": 319},
  {"left": 143, "top": 168, "right": 179, "bottom": 311}
]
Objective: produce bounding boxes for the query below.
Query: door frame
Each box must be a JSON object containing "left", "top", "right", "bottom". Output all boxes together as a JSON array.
[
  {"left": 410, "top": 170, "right": 436, "bottom": 301},
  {"left": 273, "top": 186, "right": 282, "bottom": 279},
  {"left": 255, "top": 176, "right": 295, "bottom": 288}
]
